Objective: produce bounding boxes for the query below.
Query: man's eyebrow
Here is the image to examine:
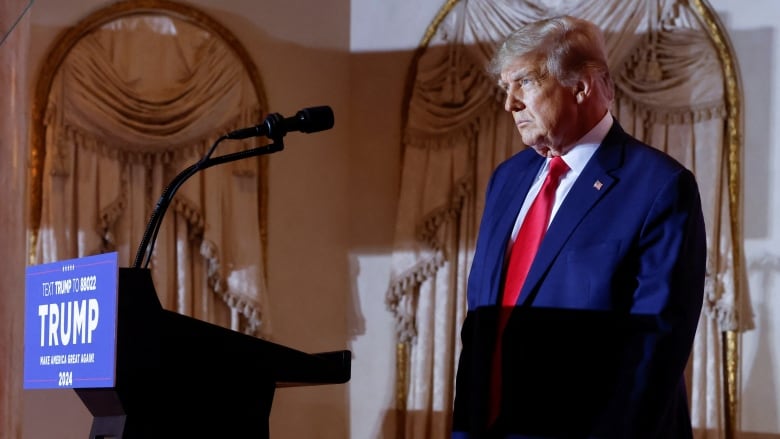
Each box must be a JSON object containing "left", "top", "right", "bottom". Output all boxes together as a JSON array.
[
  {"left": 508, "top": 69, "right": 536, "bottom": 81},
  {"left": 498, "top": 67, "right": 539, "bottom": 87},
  {"left": 497, "top": 70, "right": 535, "bottom": 90}
]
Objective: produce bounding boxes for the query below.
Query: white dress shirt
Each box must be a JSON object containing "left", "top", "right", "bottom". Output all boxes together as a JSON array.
[{"left": 508, "top": 112, "right": 614, "bottom": 242}]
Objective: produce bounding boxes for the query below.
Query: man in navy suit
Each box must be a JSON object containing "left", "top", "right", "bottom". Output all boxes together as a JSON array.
[{"left": 452, "top": 15, "right": 706, "bottom": 438}]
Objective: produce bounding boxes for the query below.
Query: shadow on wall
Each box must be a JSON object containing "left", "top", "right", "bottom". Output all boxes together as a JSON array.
[
  {"left": 379, "top": 409, "right": 450, "bottom": 439},
  {"left": 744, "top": 251, "right": 780, "bottom": 433},
  {"left": 730, "top": 21, "right": 779, "bottom": 435},
  {"left": 732, "top": 27, "right": 773, "bottom": 240}
]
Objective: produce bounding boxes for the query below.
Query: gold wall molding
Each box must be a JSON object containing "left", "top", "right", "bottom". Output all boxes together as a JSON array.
[{"left": 691, "top": 1, "right": 744, "bottom": 437}]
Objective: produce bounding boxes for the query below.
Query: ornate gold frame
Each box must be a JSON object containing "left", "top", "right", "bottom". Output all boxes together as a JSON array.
[
  {"left": 395, "top": 1, "right": 744, "bottom": 438},
  {"left": 27, "top": 0, "right": 269, "bottom": 265},
  {"left": 692, "top": 2, "right": 744, "bottom": 437}
]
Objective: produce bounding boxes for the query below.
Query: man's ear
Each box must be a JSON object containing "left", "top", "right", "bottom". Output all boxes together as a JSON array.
[{"left": 574, "top": 77, "right": 593, "bottom": 104}]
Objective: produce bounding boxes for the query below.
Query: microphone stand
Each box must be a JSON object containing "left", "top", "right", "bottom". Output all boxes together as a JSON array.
[{"left": 133, "top": 137, "right": 285, "bottom": 269}]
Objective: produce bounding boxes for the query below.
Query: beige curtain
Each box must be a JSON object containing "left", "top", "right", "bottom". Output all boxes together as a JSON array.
[
  {"left": 33, "top": 14, "right": 271, "bottom": 336},
  {"left": 0, "top": 1, "right": 31, "bottom": 436},
  {"left": 386, "top": 0, "right": 747, "bottom": 437}
]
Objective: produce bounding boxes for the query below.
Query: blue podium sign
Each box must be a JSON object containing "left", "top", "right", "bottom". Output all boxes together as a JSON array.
[{"left": 24, "top": 252, "right": 119, "bottom": 389}]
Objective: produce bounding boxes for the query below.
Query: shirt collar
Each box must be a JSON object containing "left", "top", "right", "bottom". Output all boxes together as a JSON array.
[{"left": 556, "top": 111, "right": 613, "bottom": 174}]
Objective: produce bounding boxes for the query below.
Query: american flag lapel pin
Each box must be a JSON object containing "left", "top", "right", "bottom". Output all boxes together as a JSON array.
[{"left": 593, "top": 180, "right": 603, "bottom": 190}]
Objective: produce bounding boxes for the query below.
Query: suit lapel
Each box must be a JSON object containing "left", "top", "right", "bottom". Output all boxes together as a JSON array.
[
  {"left": 483, "top": 154, "right": 544, "bottom": 305},
  {"left": 517, "top": 124, "right": 627, "bottom": 306}
]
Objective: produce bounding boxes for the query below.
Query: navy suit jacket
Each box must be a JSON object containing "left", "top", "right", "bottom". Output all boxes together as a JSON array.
[{"left": 452, "top": 121, "right": 706, "bottom": 438}]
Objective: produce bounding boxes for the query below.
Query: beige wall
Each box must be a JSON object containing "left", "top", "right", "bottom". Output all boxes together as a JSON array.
[
  {"left": 19, "top": 0, "right": 439, "bottom": 438},
  {"left": 708, "top": 0, "right": 780, "bottom": 435}
]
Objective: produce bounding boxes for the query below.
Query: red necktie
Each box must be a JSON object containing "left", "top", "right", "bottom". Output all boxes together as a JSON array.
[
  {"left": 488, "top": 155, "right": 570, "bottom": 427},
  {"left": 502, "top": 155, "right": 570, "bottom": 306}
]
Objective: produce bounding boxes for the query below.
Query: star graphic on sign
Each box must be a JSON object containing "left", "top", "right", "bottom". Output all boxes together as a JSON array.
[{"left": 593, "top": 180, "right": 603, "bottom": 190}]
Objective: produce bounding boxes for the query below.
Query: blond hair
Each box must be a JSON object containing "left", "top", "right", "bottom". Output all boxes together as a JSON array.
[{"left": 488, "top": 15, "right": 615, "bottom": 103}]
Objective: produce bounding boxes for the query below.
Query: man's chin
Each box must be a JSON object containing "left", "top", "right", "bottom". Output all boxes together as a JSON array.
[{"left": 528, "top": 144, "right": 551, "bottom": 157}]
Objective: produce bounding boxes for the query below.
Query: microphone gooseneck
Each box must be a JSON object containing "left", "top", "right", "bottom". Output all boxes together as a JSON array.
[{"left": 133, "top": 106, "right": 334, "bottom": 269}]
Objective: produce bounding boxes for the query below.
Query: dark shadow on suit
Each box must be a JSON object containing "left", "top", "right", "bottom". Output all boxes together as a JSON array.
[{"left": 453, "top": 305, "right": 693, "bottom": 438}]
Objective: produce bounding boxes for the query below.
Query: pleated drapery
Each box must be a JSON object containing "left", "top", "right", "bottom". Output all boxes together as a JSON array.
[{"left": 33, "top": 14, "right": 271, "bottom": 337}]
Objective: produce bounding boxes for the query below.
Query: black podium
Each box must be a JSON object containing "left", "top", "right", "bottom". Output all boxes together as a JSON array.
[{"left": 74, "top": 268, "right": 351, "bottom": 438}]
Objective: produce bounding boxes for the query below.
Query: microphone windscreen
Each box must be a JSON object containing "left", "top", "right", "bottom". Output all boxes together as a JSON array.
[{"left": 296, "top": 106, "right": 334, "bottom": 133}]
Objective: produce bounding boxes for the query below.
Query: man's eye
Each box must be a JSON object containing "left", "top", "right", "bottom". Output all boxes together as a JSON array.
[
  {"left": 502, "top": 76, "right": 534, "bottom": 92},
  {"left": 521, "top": 77, "right": 533, "bottom": 86},
  {"left": 509, "top": 77, "right": 532, "bottom": 89}
]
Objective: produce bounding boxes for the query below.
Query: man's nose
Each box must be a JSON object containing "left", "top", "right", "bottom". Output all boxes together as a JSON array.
[{"left": 504, "top": 91, "right": 524, "bottom": 112}]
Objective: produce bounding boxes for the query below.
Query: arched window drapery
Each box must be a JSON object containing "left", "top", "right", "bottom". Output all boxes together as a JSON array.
[
  {"left": 28, "top": 0, "right": 272, "bottom": 337},
  {"left": 386, "top": 1, "right": 749, "bottom": 438}
]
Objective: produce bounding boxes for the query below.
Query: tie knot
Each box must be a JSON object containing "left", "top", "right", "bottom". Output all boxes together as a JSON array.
[{"left": 549, "top": 156, "right": 569, "bottom": 180}]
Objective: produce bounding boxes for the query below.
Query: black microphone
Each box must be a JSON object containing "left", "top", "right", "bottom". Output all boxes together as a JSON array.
[
  {"left": 134, "top": 106, "right": 333, "bottom": 268},
  {"left": 226, "top": 105, "right": 334, "bottom": 140}
]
